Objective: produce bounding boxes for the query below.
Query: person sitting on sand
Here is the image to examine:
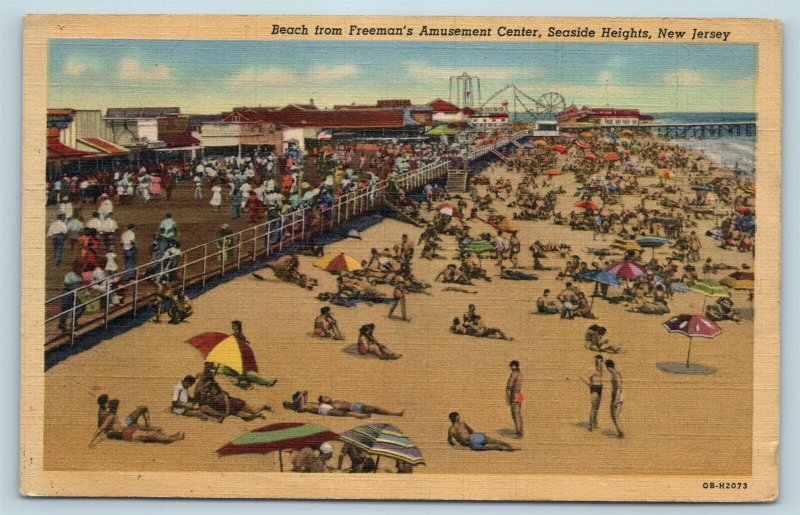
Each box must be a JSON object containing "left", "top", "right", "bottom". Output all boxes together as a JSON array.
[
  {"left": 171, "top": 375, "right": 225, "bottom": 422},
  {"left": 634, "top": 284, "right": 670, "bottom": 315},
  {"left": 203, "top": 383, "right": 271, "bottom": 421},
  {"left": 292, "top": 443, "right": 336, "bottom": 473},
  {"left": 97, "top": 394, "right": 109, "bottom": 427},
  {"left": 447, "top": 412, "right": 517, "bottom": 452},
  {"left": 557, "top": 282, "right": 580, "bottom": 319},
  {"left": 282, "top": 390, "right": 370, "bottom": 419},
  {"left": 536, "top": 289, "right": 560, "bottom": 314},
  {"left": 462, "top": 316, "right": 512, "bottom": 341},
  {"left": 574, "top": 291, "right": 596, "bottom": 319},
  {"left": 338, "top": 442, "right": 376, "bottom": 473},
  {"left": 356, "top": 323, "right": 401, "bottom": 360},
  {"left": 314, "top": 306, "right": 343, "bottom": 340},
  {"left": 90, "top": 399, "right": 183, "bottom": 448},
  {"left": 435, "top": 263, "right": 472, "bottom": 285},
  {"left": 705, "top": 297, "right": 740, "bottom": 323},
  {"left": 449, "top": 317, "right": 469, "bottom": 335},
  {"left": 584, "top": 325, "right": 621, "bottom": 354}
]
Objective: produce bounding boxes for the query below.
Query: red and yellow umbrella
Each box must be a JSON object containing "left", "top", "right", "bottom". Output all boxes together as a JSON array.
[
  {"left": 186, "top": 332, "right": 258, "bottom": 374},
  {"left": 656, "top": 169, "right": 675, "bottom": 179},
  {"left": 314, "top": 253, "right": 363, "bottom": 273}
]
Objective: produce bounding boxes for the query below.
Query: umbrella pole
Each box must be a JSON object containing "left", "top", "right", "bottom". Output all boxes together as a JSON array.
[
  {"left": 279, "top": 450, "right": 284, "bottom": 472},
  {"left": 686, "top": 337, "right": 693, "bottom": 368},
  {"left": 374, "top": 455, "right": 380, "bottom": 473}
]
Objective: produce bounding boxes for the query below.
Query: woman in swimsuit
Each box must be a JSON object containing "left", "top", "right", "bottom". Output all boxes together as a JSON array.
[
  {"left": 356, "top": 324, "right": 401, "bottom": 360},
  {"left": 90, "top": 399, "right": 183, "bottom": 447}
]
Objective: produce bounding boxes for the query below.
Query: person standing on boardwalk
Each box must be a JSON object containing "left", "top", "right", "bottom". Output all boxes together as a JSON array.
[
  {"left": 506, "top": 360, "right": 524, "bottom": 438},
  {"left": 388, "top": 274, "right": 408, "bottom": 321},
  {"left": 47, "top": 214, "right": 68, "bottom": 266},
  {"left": 120, "top": 223, "right": 137, "bottom": 282},
  {"left": 605, "top": 359, "right": 624, "bottom": 438},
  {"left": 581, "top": 355, "right": 604, "bottom": 432}
]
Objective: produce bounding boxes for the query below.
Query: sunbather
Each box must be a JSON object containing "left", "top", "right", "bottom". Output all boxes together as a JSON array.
[{"left": 282, "top": 390, "right": 370, "bottom": 419}]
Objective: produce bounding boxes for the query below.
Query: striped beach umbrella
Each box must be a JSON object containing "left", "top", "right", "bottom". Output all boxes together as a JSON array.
[
  {"left": 339, "top": 423, "right": 425, "bottom": 466},
  {"left": 314, "top": 253, "right": 363, "bottom": 273},
  {"left": 186, "top": 332, "right": 258, "bottom": 375},
  {"left": 217, "top": 422, "right": 339, "bottom": 471},
  {"left": 576, "top": 140, "right": 591, "bottom": 149},
  {"left": 606, "top": 260, "right": 648, "bottom": 279},
  {"left": 463, "top": 239, "right": 495, "bottom": 254},
  {"left": 663, "top": 314, "right": 722, "bottom": 368}
]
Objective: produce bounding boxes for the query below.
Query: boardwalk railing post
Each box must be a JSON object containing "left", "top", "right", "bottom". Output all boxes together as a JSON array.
[
  {"left": 133, "top": 269, "right": 140, "bottom": 316},
  {"left": 202, "top": 244, "right": 208, "bottom": 286},
  {"left": 253, "top": 226, "right": 258, "bottom": 262},
  {"left": 70, "top": 290, "right": 77, "bottom": 346},
  {"left": 104, "top": 280, "right": 111, "bottom": 329},
  {"left": 236, "top": 231, "right": 243, "bottom": 271}
]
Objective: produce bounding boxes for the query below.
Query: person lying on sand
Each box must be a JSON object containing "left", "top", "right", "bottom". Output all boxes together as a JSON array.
[
  {"left": 203, "top": 383, "right": 271, "bottom": 421},
  {"left": 447, "top": 412, "right": 517, "bottom": 452},
  {"left": 499, "top": 266, "right": 537, "bottom": 281},
  {"left": 90, "top": 399, "right": 183, "bottom": 448},
  {"left": 318, "top": 395, "right": 404, "bottom": 417},
  {"left": 282, "top": 391, "right": 369, "bottom": 419}
]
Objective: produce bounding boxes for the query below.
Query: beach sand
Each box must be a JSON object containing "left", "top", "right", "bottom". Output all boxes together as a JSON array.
[{"left": 43, "top": 142, "right": 754, "bottom": 475}]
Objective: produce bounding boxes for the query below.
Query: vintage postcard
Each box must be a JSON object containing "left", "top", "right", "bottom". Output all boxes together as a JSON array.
[{"left": 20, "top": 15, "right": 780, "bottom": 501}]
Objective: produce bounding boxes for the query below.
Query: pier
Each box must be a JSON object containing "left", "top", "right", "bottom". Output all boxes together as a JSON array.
[{"left": 647, "top": 121, "right": 756, "bottom": 139}]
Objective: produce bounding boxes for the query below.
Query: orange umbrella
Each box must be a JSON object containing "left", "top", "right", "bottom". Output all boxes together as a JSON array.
[
  {"left": 533, "top": 140, "right": 548, "bottom": 147},
  {"left": 551, "top": 145, "right": 567, "bottom": 154},
  {"left": 580, "top": 131, "right": 593, "bottom": 139},
  {"left": 544, "top": 168, "right": 561, "bottom": 176},
  {"left": 488, "top": 215, "right": 519, "bottom": 234},
  {"left": 656, "top": 169, "right": 674, "bottom": 179},
  {"left": 603, "top": 152, "right": 620, "bottom": 162}
]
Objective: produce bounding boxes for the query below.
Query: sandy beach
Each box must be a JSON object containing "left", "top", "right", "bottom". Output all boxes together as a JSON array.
[{"left": 44, "top": 135, "right": 754, "bottom": 476}]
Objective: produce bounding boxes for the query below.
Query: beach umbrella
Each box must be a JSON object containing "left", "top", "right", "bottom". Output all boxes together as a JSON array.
[
  {"left": 610, "top": 239, "right": 643, "bottom": 253},
  {"left": 574, "top": 200, "right": 599, "bottom": 211},
  {"left": 580, "top": 131, "right": 593, "bottom": 139},
  {"left": 533, "top": 140, "right": 548, "bottom": 147},
  {"left": 720, "top": 271, "right": 754, "bottom": 290},
  {"left": 637, "top": 236, "right": 669, "bottom": 258},
  {"left": 314, "top": 253, "right": 363, "bottom": 273},
  {"left": 580, "top": 270, "right": 621, "bottom": 311},
  {"left": 631, "top": 144, "right": 642, "bottom": 154},
  {"left": 551, "top": 145, "right": 567, "bottom": 154},
  {"left": 606, "top": 260, "right": 648, "bottom": 279},
  {"left": 584, "top": 153, "right": 597, "bottom": 161},
  {"left": 186, "top": 332, "right": 258, "bottom": 375},
  {"left": 544, "top": 168, "right": 561, "bottom": 176},
  {"left": 488, "top": 216, "right": 519, "bottom": 234},
  {"left": 656, "top": 169, "right": 674, "bottom": 179},
  {"left": 735, "top": 207, "right": 754, "bottom": 216},
  {"left": 576, "top": 140, "right": 591, "bottom": 149},
  {"left": 217, "top": 422, "right": 339, "bottom": 472},
  {"left": 463, "top": 239, "right": 495, "bottom": 254},
  {"left": 663, "top": 314, "right": 722, "bottom": 368},
  {"left": 339, "top": 423, "right": 425, "bottom": 469},
  {"left": 603, "top": 152, "right": 620, "bottom": 162},
  {"left": 438, "top": 203, "right": 462, "bottom": 218},
  {"left": 620, "top": 129, "right": 634, "bottom": 137},
  {"left": 689, "top": 279, "right": 729, "bottom": 309}
]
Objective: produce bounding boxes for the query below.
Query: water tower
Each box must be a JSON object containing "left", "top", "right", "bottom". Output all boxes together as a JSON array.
[{"left": 449, "top": 72, "right": 481, "bottom": 108}]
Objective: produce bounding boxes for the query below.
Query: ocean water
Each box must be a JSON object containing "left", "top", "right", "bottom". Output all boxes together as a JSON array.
[{"left": 651, "top": 112, "right": 756, "bottom": 175}]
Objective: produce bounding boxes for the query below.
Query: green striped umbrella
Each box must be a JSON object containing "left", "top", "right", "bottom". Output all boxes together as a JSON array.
[
  {"left": 689, "top": 279, "right": 729, "bottom": 309},
  {"left": 217, "top": 422, "right": 339, "bottom": 471}
]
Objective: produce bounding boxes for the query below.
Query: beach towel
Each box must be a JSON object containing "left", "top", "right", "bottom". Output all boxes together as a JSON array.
[{"left": 220, "top": 365, "right": 278, "bottom": 387}]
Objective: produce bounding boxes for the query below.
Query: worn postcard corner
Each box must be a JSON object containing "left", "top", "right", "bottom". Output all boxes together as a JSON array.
[{"left": 20, "top": 14, "right": 780, "bottom": 502}]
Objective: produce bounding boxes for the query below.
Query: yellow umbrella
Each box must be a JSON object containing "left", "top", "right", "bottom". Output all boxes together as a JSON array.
[
  {"left": 720, "top": 271, "right": 754, "bottom": 290},
  {"left": 656, "top": 169, "right": 675, "bottom": 179},
  {"left": 533, "top": 140, "right": 549, "bottom": 147},
  {"left": 313, "top": 253, "right": 363, "bottom": 273},
  {"left": 610, "top": 239, "right": 643, "bottom": 252},
  {"left": 488, "top": 215, "right": 519, "bottom": 234}
]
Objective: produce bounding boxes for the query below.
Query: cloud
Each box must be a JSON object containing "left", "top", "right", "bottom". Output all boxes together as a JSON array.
[
  {"left": 63, "top": 60, "right": 87, "bottom": 76},
  {"left": 118, "top": 58, "right": 172, "bottom": 81},
  {"left": 227, "top": 64, "right": 358, "bottom": 87},
  {"left": 662, "top": 70, "right": 703, "bottom": 85},
  {"left": 404, "top": 61, "right": 545, "bottom": 83}
]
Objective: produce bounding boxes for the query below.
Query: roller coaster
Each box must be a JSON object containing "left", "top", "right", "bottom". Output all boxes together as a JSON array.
[{"left": 448, "top": 72, "right": 566, "bottom": 120}]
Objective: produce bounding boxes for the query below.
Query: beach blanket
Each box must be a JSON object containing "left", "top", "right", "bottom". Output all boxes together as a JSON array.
[{"left": 220, "top": 365, "right": 278, "bottom": 387}]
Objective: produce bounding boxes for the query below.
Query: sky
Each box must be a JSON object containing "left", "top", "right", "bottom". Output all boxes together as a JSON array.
[{"left": 47, "top": 39, "right": 756, "bottom": 114}]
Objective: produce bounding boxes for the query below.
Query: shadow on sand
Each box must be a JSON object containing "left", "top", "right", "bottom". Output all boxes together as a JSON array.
[{"left": 656, "top": 362, "right": 717, "bottom": 375}]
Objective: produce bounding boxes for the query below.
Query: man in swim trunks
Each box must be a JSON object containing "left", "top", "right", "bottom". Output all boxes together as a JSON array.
[
  {"left": 581, "top": 355, "right": 604, "bottom": 431},
  {"left": 606, "top": 359, "right": 625, "bottom": 438},
  {"left": 313, "top": 306, "right": 342, "bottom": 340},
  {"left": 318, "top": 395, "right": 404, "bottom": 417},
  {"left": 506, "top": 361, "right": 524, "bottom": 438},
  {"left": 91, "top": 399, "right": 183, "bottom": 447},
  {"left": 282, "top": 390, "right": 369, "bottom": 419},
  {"left": 447, "top": 412, "right": 517, "bottom": 451},
  {"left": 204, "top": 383, "right": 271, "bottom": 421}
]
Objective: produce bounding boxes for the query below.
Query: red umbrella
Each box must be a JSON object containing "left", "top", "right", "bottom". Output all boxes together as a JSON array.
[
  {"left": 584, "top": 153, "right": 597, "bottom": 161},
  {"left": 551, "top": 145, "right": 567, "bottom": 154},
  {"left": 663, "top": 314, "right": 722, "bottom": 368},
  {"left": 217, "top": 422, "right": 339, "bottom": 471},
  {"left": 736, "top": 207, "right": 754, "bottom": 215},
  {"left": 576, "top": 140, "right": 590, "bottom": 149},
  {"left": 606, "top": 260, "right": 648, "bottom": 279},
  {"left": 186, "top": 332, "right": 258, "bottom": 374},
  {"left": 574, "top": 200, "right": 599, "bottom": 210}
]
